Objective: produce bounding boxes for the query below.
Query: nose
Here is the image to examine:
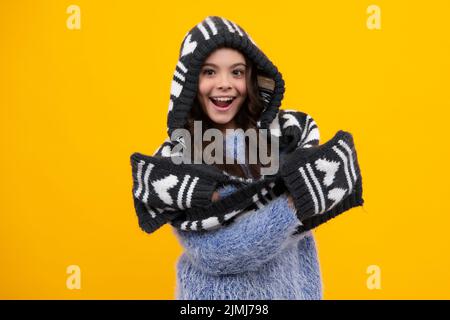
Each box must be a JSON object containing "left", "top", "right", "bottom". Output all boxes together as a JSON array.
[{"left": 217, "top": 74, "right": 232, "bottom": 90}]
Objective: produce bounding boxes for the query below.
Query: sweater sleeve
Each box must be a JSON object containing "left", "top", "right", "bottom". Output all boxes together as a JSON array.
[
  {"left": 173, "top": 185, "right": 302, "bottom": 276},
  {"left": 278, "top": 109, "right": 364, "bottom": 232},
  {"left": 130, "top": 150, "right": 226, "bottom": 211},
  {"left": 281, "top": 130, "right": 364, "bottom": 232},
  {"left": 130, "top": 140, "right": 230, "bottom": 234},
  {"left": 279, "top": 109, "right": 320, "bottom": 152}
]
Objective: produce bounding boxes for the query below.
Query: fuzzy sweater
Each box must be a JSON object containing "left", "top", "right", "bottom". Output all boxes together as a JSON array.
[{"left": 173, "top": 131, "right": 323, "bottom": 300}]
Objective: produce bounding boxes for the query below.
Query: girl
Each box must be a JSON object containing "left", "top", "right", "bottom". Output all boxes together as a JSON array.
[
  {"left": 167, "top": 16, "right": 323, "bottom": 300},
  {"left": 131, "top": 15, "right": 363, "bottom": 300}
]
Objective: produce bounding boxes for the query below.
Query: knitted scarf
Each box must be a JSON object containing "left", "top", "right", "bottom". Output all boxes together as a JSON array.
[{"left": 130, "top": 16, "right": 364, "bottom": 235}]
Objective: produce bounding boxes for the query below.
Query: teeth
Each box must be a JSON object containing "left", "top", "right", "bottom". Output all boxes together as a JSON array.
[{"left": 211, "top": 97, "right": 234, "bottom": 102}]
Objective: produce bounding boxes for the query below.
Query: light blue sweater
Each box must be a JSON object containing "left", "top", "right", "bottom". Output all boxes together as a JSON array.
[{"left": 172, "top": 131, "right": 323, "bottom": 300}]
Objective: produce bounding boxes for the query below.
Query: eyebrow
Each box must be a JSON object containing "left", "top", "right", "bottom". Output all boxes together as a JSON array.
[{"left": 202, "top": 63, "right": 247, "bottom": 68}]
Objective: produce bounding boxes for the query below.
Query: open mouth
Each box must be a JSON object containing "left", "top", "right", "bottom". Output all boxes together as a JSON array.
[{"left": 209, "top": 97, "right": 236, "bottom": 109}]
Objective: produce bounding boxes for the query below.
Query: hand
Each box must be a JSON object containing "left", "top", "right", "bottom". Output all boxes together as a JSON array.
[
  {"left": 287, "top": 194, "right": 296, "bottom": 211},
  {"left": 211, "top": 191, "right": 221, "bottom": 202}
]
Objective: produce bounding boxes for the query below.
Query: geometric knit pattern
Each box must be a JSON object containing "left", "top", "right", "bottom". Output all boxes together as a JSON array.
[
  {"left": 131, "top": 109, "right": 309, "bottom": 233},
  {"left": 130, "top": 109, "right": 364, "bottom": 235},
  {"left": 282, "top": 130, "right": 362, "bottom": 220}
]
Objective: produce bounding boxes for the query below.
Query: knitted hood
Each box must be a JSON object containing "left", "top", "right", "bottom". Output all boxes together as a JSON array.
[{"left": 166, "top": 16, "right": 285, "bottom": 138}]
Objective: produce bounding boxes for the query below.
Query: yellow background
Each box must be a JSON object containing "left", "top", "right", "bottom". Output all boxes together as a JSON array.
[{"left": 1, "top": 0, "right": 449, "bottom": 299}]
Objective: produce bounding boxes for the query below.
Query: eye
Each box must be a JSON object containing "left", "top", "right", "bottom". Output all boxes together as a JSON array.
[
  {"left": 233, "top": 69, "right": 245, "bottom": 76},
  {"left": 202, "top": 69, "right": 215, "bottom": 76}
]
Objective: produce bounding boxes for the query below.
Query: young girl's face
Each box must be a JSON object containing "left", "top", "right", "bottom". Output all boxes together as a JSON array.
[{"left": 197, "top": 48, "right": 247, "bottom": 131}]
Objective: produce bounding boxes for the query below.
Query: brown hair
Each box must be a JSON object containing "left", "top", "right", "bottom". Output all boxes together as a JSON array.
[{"left": 185, "top": 47, "right": 273, "bottom": 180}]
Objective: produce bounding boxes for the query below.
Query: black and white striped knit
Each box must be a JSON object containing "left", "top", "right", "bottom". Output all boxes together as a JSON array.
[
  {"left": 130, "top": 16, "right": 364, "bottom": 235},
  {"left": 131, "top": 110, "right": 363, "bottom": 234}
]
